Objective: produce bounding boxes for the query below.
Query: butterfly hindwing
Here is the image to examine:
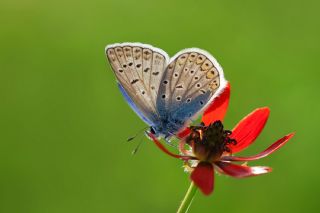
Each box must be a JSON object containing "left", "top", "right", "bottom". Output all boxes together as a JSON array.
[{"left": 106, "top": 43, "right": 169, "bottom": 125}]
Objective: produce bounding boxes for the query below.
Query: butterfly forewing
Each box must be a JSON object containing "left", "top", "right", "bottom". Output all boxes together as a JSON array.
[
  {"left": 106, "top": 43, "right": 169, "bottom": 125},
  {"left": 157, "top": 49, "right": 226, "bottom": 127}
]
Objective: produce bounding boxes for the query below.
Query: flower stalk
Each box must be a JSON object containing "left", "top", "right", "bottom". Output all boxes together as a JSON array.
[{"left": 177, "top": 182, "right": 198, "bottom": 213}]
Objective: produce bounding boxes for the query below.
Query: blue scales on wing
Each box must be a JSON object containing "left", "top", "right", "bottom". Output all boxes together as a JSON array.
[{"left": 156, "top": 49, "right": 227, "bottom": 137}]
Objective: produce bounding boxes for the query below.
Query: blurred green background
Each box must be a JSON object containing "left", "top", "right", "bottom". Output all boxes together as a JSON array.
[{"left": 0, "top": 0, "right": 319, "bottom": 212}]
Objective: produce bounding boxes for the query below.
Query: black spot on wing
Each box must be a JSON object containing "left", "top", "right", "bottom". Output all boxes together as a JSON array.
[{"left": 131, "top": 79, "right": 139, "bottom": 84}]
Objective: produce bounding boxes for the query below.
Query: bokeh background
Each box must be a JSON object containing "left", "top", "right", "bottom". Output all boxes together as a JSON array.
[{"left": 1, "top": 0, "right": 319, "bottom": 212}]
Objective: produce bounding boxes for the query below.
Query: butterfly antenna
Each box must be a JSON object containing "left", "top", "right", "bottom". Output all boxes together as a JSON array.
[
  {"left": 131, "top": 137, "right": 144, "bottom": 155},
  {"left": 127, "top": 126, "right": 148, "bottom": 142}
]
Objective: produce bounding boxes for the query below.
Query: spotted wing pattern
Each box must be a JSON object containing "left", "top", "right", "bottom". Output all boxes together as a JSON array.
[
  {"left": 157, "top": 49, "right": 226, "bottom": 127},
  {"left": 106, "top": 43, "right": 169, "bottom": 124}
]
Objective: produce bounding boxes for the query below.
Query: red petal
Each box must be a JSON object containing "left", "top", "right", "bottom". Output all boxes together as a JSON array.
[
  {"left": 221, "top": 133, "right": 295, "bottom": 162},
  {"left": 190, "top": 162, "right": 214, "bottom": 195},
  {"left": 202, "top": 83, "right": 231, "bottom": 126},
  {"left": 229, "top": 107, "right": 270, "bottom": 153},
  {"left": 147, "top": 133, "right": 191, "bottom": 160},
  {"left": 177, "top": 128, "right": 191, "bottom": 139},
  {"left": 215, "top": 161, "right": 271, "bottom": 178}
]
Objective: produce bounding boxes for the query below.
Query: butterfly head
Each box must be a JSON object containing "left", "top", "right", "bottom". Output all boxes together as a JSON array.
[
  {"left": 150, "top": 126, "right": 157, "bottom": 135},
  {"left": 149, "top": 120, "right": 183, "bottom": 139},
  {"left": 149, "top": 126, "right": 167, "bottom": 138}
]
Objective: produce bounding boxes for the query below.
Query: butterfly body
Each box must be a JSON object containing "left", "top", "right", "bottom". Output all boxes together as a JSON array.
[
  {"left": 106, "top": 43, "right": 227, "bottom": 139},
  {"left": 117, "top": 80, "right": 180, "bottom": 138}
]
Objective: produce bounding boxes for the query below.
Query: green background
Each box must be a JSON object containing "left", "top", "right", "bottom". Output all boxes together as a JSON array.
[{"left": 1, "top": 0, "right": 319, "bottom": 212}]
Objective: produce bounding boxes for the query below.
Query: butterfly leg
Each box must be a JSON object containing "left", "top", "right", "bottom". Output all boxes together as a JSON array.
[{"left": 163, "top": 135, "right": 179, "bottom": 148}]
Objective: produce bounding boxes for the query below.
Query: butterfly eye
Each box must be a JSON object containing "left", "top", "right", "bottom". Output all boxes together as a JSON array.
[{"left": 150, "top": 127, "right": 156, "bottom": 134}]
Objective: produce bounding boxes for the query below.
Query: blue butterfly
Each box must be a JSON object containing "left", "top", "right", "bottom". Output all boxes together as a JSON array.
[{"left": 105, "top": 43, "right": 227, "bottom": 139}]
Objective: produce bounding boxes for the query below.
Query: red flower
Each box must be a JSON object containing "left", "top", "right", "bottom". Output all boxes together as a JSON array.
[{"left": 148, "top": 83, "right": 294, "bottom": 195}]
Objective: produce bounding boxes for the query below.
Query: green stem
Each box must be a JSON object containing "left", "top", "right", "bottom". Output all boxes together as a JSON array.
[{"left": 177, "top": 181, "right": 198, "bottom": 213}]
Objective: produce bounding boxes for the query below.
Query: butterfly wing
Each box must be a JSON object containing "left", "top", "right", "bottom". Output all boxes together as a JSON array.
[
  {"left": 157, "top": 48, "right": 227, "bottom": 134},
  {"left": 105, "top": 43, "right": 169, "bottom": 125},
  {"left": 117, "top": 82, "right": 154, "bottom": 126}
]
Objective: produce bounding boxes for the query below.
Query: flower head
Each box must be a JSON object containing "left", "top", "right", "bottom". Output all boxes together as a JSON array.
[{"left": 148, "top": 83, "right": 294, "bottom": 195}]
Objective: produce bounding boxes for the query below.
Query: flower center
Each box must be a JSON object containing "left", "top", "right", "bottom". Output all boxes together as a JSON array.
[{"left": 185, "top": 121, "right": 237, "bottom": 162}]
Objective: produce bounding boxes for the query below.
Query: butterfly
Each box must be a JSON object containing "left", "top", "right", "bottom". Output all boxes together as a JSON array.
[{"left": 105, "top": 42, "right": 227, "bottom": 140}]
